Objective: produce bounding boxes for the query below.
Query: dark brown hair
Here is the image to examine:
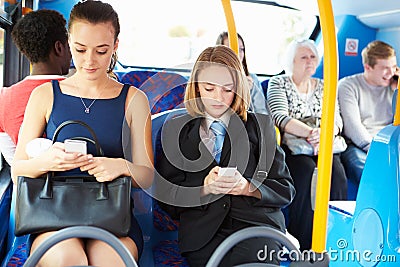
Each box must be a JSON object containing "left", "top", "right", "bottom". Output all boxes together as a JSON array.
[
  {"left": 216, "top": 31, "right": 249, "bottom": 76},
  {"left": 69, "top": 0, "right": 120, "bottom": 72}
]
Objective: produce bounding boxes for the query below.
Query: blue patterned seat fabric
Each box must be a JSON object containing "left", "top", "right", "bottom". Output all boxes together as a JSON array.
[{"left": 120, "top": 70, "right": 188, "bottom": 115}]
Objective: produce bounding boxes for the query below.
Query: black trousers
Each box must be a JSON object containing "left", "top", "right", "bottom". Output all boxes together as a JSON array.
[
  {"left": 183, "top": 216, "right": 282, "bottom": 267},
  {"left": 282, "top": 145, "right": 347, "bottom": 251}
]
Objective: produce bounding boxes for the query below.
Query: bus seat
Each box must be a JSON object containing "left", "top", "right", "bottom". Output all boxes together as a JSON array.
[
  {"left": 119, "top": 70, "right": 158, "bottom": 88},
  {"left": 0, "top": 157, "right": 12, "bottom": 261},
  {"left": 1, "top": 155, "right": 31, "bottom": 267},
  {"left": 2, "top": 187, "right": 154, "bottom": 267},
  {"left": 1, "top": 187, "right": 31, "bottom": 267},
  {"left": 1, "top": 109, "right": 189, "bottom": 267},
  {"left": 150, "top": 108, "right": 189, "bottom": 266},
  {"left": 0, "top": 185, "right": 11, "bottom": 261},
  {"left": 346, "top": 180, "right": 358, "bottom": 201},
  {"left": 261, "top": 78, "right": 269, "bottom": 98},
  {"left": 326, "top": 124, "right": 400, "bottom": 266},
  {"left": 344, "top": 88, "right": 397, "bottom": 201},
  {"left": 120, "top": 70, "right": 188, "bottom": 115}
]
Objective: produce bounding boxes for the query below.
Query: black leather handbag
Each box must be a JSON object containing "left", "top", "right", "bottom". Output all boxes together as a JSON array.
[{"left": 15, "top": 120, "right": 132, "bottom": 237}]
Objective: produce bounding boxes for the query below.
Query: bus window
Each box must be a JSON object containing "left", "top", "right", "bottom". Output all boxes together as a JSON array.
[
  {"left": 0, "top": 29, "right": 3, "bottom": 87},
  {"left": 103, "top": 0, "right": 317, "bottom": 75},
  {"left": 0, "top": 0, "right": 9, "bottom": 88}
]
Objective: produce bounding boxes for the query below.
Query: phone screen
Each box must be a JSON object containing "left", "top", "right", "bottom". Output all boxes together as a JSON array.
[
  {"left": 64, "top": 139, "right": 87, "bottom": 154},
  {"left": 218, "top": 167, "right": 237, "bottom": 177}
]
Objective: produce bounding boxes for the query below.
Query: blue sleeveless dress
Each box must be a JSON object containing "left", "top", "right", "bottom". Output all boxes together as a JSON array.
[{"left": 45, "top": 80, "right": 144, "bottom": 256}]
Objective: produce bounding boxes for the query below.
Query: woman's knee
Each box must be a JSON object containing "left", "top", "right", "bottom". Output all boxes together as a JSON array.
[
  {"left": 31, "top": 234, "right": 87, "bottom": 267},
  {"left": 87, "top": 237, "right": 138, "bottom": 266}
]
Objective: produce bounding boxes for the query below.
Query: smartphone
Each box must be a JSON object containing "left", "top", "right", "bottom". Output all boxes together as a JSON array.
[
  {"left": 64, "top": 139, "right": 87, "bottom": 154},
  {"left": 218, "top": 167, "right": 237, "bottom": 177}
]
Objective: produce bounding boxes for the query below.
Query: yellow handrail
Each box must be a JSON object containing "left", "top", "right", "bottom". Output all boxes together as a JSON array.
[
  {"left": 394, "top": 80, "right": 400, "bottom": 126},
  {"left": 221, "top": 0, "right": 281, "bottom": 145},
  {"left": 222, "top": 0, "right": 337, "bottom": 252},
  {"left": 220, "top": 0, "right": 239, "bottom": 55},
  {"left": 312, "top": 0, "right": 337, "bottom": 252}
]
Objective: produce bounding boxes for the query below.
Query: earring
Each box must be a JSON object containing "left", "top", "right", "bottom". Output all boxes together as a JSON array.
[{"left": 107, "top": 52, "right": 118, "bottom": 73}]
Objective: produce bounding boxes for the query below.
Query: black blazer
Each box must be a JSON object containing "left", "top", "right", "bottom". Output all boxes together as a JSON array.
[{"left": 155, "top": 112, "right": 295, "bottom": 253}]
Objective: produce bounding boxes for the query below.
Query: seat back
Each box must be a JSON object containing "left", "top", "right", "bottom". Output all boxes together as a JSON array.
[
  {"left": 1, "top": 188, "right": 30, "bottom": 267},
  {"left": 0, "top": 158, "right": 12, "bottom": 261},
  {"left": 261, "top": 78, "right": 269, "bottom": 98},
  {"left": 1, "top": 156, "right": 31, "bottom": 267},
  {"left": 151, "top": 108, "right": 187, "bottom": 231},
  {"left": 120, "top": 70, "right": 188, "bottom": 115},
  {"left": 150, "top": 108, "right": 189, "bottom": 266},
  {"left": 327, "top": 124, "right": 400, "bottom": 266}
]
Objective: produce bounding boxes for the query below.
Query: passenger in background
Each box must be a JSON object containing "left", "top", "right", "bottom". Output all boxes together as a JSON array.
[
  {"left": 156, "top": 45, "right": 295, "bottom": 266},
  {"left": 216, "top": 31, "right": 269, "bottom": 114},
  {"left": 0, "top": 9, "right": 71, "bottom": 165},
  {"left": 12, "top": 1, "right": 153, "bottom": 265},
  {"left": 267, "top": 39, "right": 347, "bottom": 250},
  {"left": 338, "top": 40, "right": 399, "bottom": 186}
]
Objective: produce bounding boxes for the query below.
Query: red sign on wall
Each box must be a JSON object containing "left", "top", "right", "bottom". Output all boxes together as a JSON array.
[{"left": 345, "top": 38, "right": 359, "bottom": 56}]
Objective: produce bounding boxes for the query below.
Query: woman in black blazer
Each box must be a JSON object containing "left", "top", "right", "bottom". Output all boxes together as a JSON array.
[{"left": 155, "top": 45, "right": 295, "bottom": 266}]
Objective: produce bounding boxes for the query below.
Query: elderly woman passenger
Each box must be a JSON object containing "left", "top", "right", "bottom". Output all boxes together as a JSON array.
[{"left": 267, "top": 39, "right": 348, "bottom": 251}]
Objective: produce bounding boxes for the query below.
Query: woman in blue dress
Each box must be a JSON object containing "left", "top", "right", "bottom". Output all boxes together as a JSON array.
[{"left": 12, "top": 1, "right": 153, "bottom": 266}]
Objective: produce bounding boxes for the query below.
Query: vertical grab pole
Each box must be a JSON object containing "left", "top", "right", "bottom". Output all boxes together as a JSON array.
[
  {"left": 312, "top": 0, "right": 338, "bottom": 252},
  {"left": 221, "top": 0, "right": 239, "bottom": 55},
  {"left": 393, "top": 80, "right": 400, "bottom": 126}
]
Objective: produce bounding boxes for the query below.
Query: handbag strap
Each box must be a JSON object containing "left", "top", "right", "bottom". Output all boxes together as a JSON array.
[
  {"left": 251, "top": 113, "right": 276, "bottom": 188},
  {"left": 52, "top": 120, "right": 102, "bottom": 156},
  {"left": 41, "top": 120, "right": 106, "bottom": 199}
]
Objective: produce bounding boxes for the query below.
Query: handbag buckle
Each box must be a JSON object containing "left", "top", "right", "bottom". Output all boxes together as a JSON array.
[
  {"left": 250, "top": 171, "right": 268, "bottom": 192},
  {"left": 66, "top": 178, "right": 84, "bottom": 183},
  {"left": 256, "top": 171, "right": 268, "bottom": 180}
]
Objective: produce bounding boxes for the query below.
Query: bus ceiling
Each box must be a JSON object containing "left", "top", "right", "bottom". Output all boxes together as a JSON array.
[{"left": 233, "top": 0, "right": 400, "bottom": 29}]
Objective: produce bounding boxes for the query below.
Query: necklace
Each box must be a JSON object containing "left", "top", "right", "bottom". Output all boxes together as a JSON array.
[
  {"left": 80, "top": 97, "right": 96, "bottom": 114},
  {"left": 74, "top": 77, "right": 110, "bottom": 114}
]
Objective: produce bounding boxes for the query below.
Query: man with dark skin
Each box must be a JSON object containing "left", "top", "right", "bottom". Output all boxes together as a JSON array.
[{"left": 0, "top": 9, "right": 72, "bottom": 165}]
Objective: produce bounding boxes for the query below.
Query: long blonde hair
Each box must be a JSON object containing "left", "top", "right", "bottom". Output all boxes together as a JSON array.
[{"left": 184, "top": 45, "right": 250, "bottom": 121}]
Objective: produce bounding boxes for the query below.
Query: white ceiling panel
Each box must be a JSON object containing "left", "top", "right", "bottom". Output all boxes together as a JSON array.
[{"left": 276, "top": 0, "right": 400, "bottom": 29}]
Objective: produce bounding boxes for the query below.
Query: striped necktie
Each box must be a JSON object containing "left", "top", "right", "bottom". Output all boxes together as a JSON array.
[{"left": 210, "top": 121, "right": 226, "bottom": 163}]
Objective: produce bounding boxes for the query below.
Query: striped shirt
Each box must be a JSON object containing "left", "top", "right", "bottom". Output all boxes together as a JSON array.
[{"left": 266, "top": 74, "right": 342, "bottom": 132}]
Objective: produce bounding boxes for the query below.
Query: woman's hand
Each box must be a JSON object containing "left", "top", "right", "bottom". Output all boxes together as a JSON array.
[
  {"left": 80, "top": 157, "right": 126, "bottom": 182},
  {"left": 306, "top": 128, "right": 320, "bottom": 155},
  {"left": 202, "top": 166, "right": 249, "bottom": 196},
  {"left": 306, "top": 128, "right": 320, "bottom": 145},
  {"left": 38, "top": 142, "right": 91, "bottom": 172}
]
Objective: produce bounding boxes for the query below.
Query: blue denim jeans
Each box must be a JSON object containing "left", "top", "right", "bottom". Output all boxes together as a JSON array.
[{"left": 341, "top": 143, "right": 367, "bottom": 185}]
